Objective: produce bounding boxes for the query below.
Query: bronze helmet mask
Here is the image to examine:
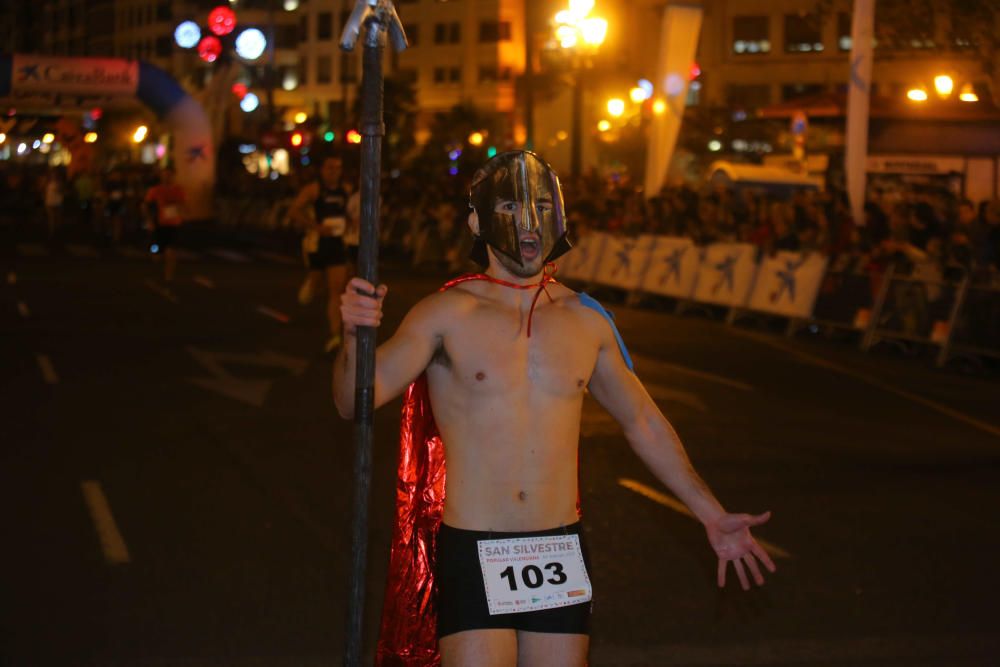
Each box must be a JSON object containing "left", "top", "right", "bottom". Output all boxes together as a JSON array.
[{"left": 468, "top": 150, "right": 572, "bottom": 268}]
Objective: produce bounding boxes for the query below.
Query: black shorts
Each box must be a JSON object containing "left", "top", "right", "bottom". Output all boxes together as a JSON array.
[
  {"left": 153, "top": 225, "right": 179, "bottom": 249},
  {"left": 435, "top": 522, "right": 592, "bottom": 638},
  {"left": 308, "top": 236, "right": 347, "bottom": 269}
]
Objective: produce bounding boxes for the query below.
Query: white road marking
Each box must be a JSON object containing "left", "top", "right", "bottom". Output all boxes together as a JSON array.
[
  {"left": 16, "top": 243, "right": 48, "bottom": 257},
  {"left": 632, "top": 353, "right": 754, "bottom": 392},
  {"left": 256, "top": 305, "right": 290, "bottom": 323},
  {"left": 6, "top": 272, "right": 16, "bottom": 285},
  {"left": 193, "top": 275, "right": 215, "bottom": 289},
  {"left": 727, "top": 329, "right": 1000, "bottom": 440},
  {"left": 66, "top": 244, "right": 100, "bottom": 258},
  {"left": 80, "top": 481, "right": 131, "bottom": 565},
  {"left": 256, "top": 250, "right": 298, "bottom": 265},
  {"left": 618, "top": 478, "right": 791, "bottom": 559},
  {"left": 17, "top": 301, "right": 30, "bottom": 318},
  {"left": 210, "top": 249, "right": 251, "bottom": 263},
  {"left": 36, "top": 354, "right": 59, "bottom": 384},
  {"left": 144, "top": 279, "right": 178, "bottom": 303},
  {"left": 186, "top": 346, "right": 308, "bottom": 407}
]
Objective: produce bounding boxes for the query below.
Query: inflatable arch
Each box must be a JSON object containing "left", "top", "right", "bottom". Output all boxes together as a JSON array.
[{"left": 0, "top": 54, "right": 214, "bottom": 219}]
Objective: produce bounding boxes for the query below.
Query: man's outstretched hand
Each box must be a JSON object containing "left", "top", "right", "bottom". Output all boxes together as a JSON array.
[{"left": 705, "top": 511, "right": 777, "bottom": 590}]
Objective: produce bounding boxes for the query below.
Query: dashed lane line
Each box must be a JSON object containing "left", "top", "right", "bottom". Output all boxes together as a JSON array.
[
  {"left": 726, "top": 328, "right": 1000, "bottom": 440},
  {"left": 17, "top": 301, "right": 30, "bottom": 318},
  {"left": 193, "top": 275, "right": 215, "bottom": 289},
  {"left": 618, "top": 478, "right": 791, "bottom": 559},
  {"left": 80, "top": 481, "right": 131, "bottom": 565},
  {"left": 632, "top": 353, "right": 754, "bottom": 392},
  {"left": 256, "top": 305, "right": 290, "bottom": 323},
  {"left": 36, "top": 354, "right": 59, "bottom": 384},
  {"left": 144, "top": 279, "right": 178, "bottom": 304}
]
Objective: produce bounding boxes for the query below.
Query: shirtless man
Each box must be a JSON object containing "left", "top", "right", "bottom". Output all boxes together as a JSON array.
[{"left": 334, "top": 151, "right": 775, "bottom": 666}]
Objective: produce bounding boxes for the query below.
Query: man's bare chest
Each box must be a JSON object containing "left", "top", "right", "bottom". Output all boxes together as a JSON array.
[{"left": 431, "top": 304, "right": 599, "bottom": 398}]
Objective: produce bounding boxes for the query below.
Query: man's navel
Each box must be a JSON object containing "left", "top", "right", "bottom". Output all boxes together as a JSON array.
[
  {"left": 517, "top": 490, "right": 528, "bottom": 502},
  {"left": 475, "top": 371, "right": 486, "bottom": 381}
]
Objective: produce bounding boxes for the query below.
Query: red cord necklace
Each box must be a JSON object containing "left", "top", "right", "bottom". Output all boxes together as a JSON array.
[{"left": 441, "top": 263, "right": 559, "bottom": 337}]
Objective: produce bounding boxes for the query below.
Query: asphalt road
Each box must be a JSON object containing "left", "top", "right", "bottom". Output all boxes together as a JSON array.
[{"left": 2, "top": 230, "right": 999, "bottom": 666}]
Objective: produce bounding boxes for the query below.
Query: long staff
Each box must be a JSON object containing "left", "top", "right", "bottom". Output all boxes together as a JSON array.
[{"left": 339, "top": 4, "right": 407, "bottom": 665}]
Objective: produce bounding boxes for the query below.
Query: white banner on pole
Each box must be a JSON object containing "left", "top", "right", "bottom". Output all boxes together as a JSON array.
[
  {"left": 747, "top": 251, "right": 829, "bottom": 318},
  {"left": 692, "top": 243, "right": 758, "bottom": 307},
  {"left": 593, "top": 234, "right": 656, "bottom": 290},
  {"left": 845, "top": 0, "right": 875, "bottom": 227},
  {"left": 640, "top": 236, "right": 699, "bottom": 299},
  {"left": 643, "top": 5, "right": 703, "bottom": 197},
  {"left": 558, "top": 231, "right": 607, "bottom": 283}
]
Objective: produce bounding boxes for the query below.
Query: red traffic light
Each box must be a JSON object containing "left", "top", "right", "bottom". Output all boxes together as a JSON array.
[
  {"left": 231, "top": 83, "right": 248, "bottom": 100},
  {"left": 198, "top": 36, "right": 223, "bottom": 63},
  {"left": 208, "top": 6, "right": 237, "bottom": 36},
  {"left": 346, "top": 129, "right": 362, "bottom": 144}
]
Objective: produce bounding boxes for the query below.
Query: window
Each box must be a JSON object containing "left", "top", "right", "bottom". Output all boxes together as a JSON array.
[
  {"left": 156, "top": 2, "right": 172, "bottom": 22},
  {"left": 479, "top": 65, "right": 512, "bottom": 82},
  {"left": 300, "top": 15, "right": 308, "bottom": 41},
  {"left": 317, "top": 55, "right": 332, "bottom": 83},
  {"left": 404, "top": 23, "right": 419, "bottom": 46},
  {"left": 449, "top": 66, "right": 461, "bottom": 83},
  {"left": 781, "top": 83, "right": 825, "bottom": 101},
  {"left": 732, "top": 16, "right": 770, "bottom": 55},
  {"left": 299, "top": 55, "right": 308, "bottom": 85},
  {"left": 784, "top": 14, "right": 823, "bottom": 53},
  {"left": 479, "top": 20, "right": 511, "bottom": 42},
  {"left": 434, "top": 22, "right": 460, "bottom": 44},
  {"left": 276, "top": 25, "right": 299, "bottom": 50},
  {"left": 317, "top": 11, "right": 332, "bottom": 40},
  {"left": 837, "top": 12, "right": 852, "bottom": 51},
  {"left": 433, "top": 66, "right": 446, "bottom": 83},
  {"left": 725, "top": 84, "right": 771, "bottom": 109}
]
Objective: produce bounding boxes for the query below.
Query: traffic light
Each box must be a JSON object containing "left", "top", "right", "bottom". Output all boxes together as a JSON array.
[{"left": 291, "top": 132, "right": 303, "bottom": 148}]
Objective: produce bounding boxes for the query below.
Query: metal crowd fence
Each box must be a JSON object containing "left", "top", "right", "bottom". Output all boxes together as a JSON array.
[{"left": 559, "top": 231, "right": 999, "bottom": 368}]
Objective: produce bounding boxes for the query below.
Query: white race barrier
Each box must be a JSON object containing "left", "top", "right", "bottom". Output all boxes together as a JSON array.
[
  {"left": 747, "top": 251, "right": 829, "bottom": 318},
  {"left": 640, "top": 236, "right": 700, "bottom": 299},
  {"left": 691, "top": 243, "right": 758, "bottom": 308},
  {"left": 592, "top": 234, "right": 657, "bottom": 290},
  {"left": 559, "top": 231, "right": 607, "bottom": 283}
]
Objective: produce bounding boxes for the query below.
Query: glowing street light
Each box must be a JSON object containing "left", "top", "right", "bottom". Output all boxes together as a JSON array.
[
  {"left": 235, "top": 28, "right": 267, "bottom": 60},
  {"left": 133, "top": 125, "right": 148, "bottom": 143},
  {"left": 629, "top": 87, "right": 647, "bottom": 103},
  {"left": 906, "top": 87, "right": 929, "bottom": 102},
  {"left": 652, "top": 98, "right": 667, "bottom": 115},
  {"left": 240, "top": 92, "right": 260, "bottom": 112},
  {"left": 597, "top": 119, "right": 611, "bottom": 132},
  {"left": 959, "top": 83, "right": 979, "bottom": 102},
  {"left": 0, "top": 132, "right": 6, "bottom": 143},
  {"left": 468, "top": 131, "right": 484, "bottom": 146},
  {"left": 84, "top": 132, "right": 98, "bottom": 143},
  {"left": 293, "top": 111, "right": 308, "bottom": 124},
  {"left": 42, "top": 133, "right": 55, "bottom": 144},
  {"left": 174, "top": 21, "right": 201, "bottom": 49},
  {"left": 933, "top": 74, "right": 954, "bottom": 98},
  {"left": 606, "top": 98, "right": 625, "bottom": 117}
]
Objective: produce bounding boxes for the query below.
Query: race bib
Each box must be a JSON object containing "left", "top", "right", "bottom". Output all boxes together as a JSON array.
[
  {"left": 478, "top": 533, "right": 592, "bottom": 616},
  {"left": 322, "top": 216, "right": 346, "bottom": 235}
]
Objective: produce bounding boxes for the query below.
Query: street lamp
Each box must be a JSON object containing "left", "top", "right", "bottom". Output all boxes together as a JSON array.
[
  {"left": 906, "top": 87, "right": 928, "bottom": 102},
  {"left": 933, "top": 74, "right": 954, "bottom": 98},
  {"left": 553, "top": 1, "right": 607, "bottom": 179}
]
